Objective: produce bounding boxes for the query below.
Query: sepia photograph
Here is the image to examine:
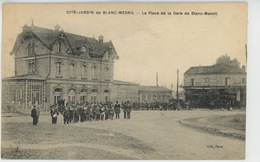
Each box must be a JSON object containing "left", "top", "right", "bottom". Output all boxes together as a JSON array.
[{"left": 1, "top": 2, "right": 247, "bottom": 160}]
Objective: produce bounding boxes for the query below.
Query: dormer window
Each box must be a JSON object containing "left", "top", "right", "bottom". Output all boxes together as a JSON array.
[
  {"left": 58, "top": 41, "right": 62, "bottom": 53},
  {"left": 28, "top": 42, "right": 36, "bottom": 55}
]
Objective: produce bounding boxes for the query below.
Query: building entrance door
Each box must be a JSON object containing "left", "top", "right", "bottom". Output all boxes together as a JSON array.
[{"left": 32, "top": 91, "right": 40, "bottom": 105}]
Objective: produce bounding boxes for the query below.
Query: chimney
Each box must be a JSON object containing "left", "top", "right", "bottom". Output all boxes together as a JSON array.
[
  {"left": 23, "top": 24, "right": 30, "bottom": 32},
  {"left": 54, "top": 24, "right": 61, "bottom": 31},
  {"left": 98, "top": 35, "right": 104, "bottom": 43}
]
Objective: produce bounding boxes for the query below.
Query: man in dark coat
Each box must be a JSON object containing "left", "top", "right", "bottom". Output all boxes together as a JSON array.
[
  {"left": 31, "top": 105, "right": 38, "bottom": 126},
  {"left": 63, "top": 108, "right": 70, "bottom": 125},
  {"left": 114, "top": 101, "right": 121, "bottom": 119},
  {"left": 50, "top": 105, "right": 59, "bottom": 124}
]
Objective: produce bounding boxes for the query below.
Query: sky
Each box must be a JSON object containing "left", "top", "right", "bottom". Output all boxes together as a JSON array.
[{"left": 2, "top": 3, "right": 247, "bottom": 91}]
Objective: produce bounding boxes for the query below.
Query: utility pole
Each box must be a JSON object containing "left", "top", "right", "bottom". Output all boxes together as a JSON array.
[
  {"left": 177, "top": 69, "right": 179, "bottom": 101},
  {"left": 156, "top": 72, "right": 158, "bottom": 87}
]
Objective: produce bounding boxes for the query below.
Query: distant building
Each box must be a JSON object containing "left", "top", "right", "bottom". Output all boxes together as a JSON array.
[
  {"left": 138, "top": 86, "right": 172, "bottom": 102},
  {"left": 183, "top": 63, "right": 246, "bottom": 108},
  {"left": 2, "top": 23, "right": 172, "bottom": 111}
]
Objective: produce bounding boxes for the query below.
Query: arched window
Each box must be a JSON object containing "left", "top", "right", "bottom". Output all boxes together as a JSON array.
[
  {"left": 104, "top": 89, "right": 110, "bottom": 93},
  {"left": 54, "top": 88, "right": 63, "bottom": 104},
  {"left": 92, "top": 89, "right": 98, "bottom": 93},
  {"left": 55, "top": 88, "right": 63, "bottom": 92},
  {"left": 68, "top": 88, "right": 76, "bottom": 103},
  {"left": 80, "top": 89, "right": 88, "bottom": 102}
]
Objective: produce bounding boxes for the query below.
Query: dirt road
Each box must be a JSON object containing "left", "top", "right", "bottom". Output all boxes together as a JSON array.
[{"left": 2, "top": 109, "right": 245, "bottom": 160}]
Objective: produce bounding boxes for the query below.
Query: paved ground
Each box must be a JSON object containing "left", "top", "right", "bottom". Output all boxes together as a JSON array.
[{"left": 1, "top": 109, "right": 245, "bottom": 160}]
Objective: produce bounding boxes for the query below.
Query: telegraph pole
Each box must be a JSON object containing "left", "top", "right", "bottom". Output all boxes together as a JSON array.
[
  {"left": 177, "top": 69, "right": 179, "bottom": 101},
  {"left": 156, "top": 72, "right": 158, "bottom": 87}
]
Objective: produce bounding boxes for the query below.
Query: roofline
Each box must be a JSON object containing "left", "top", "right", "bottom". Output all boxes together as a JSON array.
[{"left": 184, "top": 72, "right": 246, "bottom": 75}]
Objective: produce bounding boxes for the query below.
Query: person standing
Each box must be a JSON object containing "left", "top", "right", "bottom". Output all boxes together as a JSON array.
[
  {"left": 114, "top": 101, "right": 121, "bottom": 119},
  {"left": 31, "top": 105, "right": 38, "bottom": 126},
  {"left": 36, "top": 106, "right": 41, "bottom": 123},
  {"left": 63, "top": 108, "right": 70, "bottom": 125},
  {"left": 126, "top": 101, "right": 132, "bottom": 119},
  {"left": 50, "top": 105, "right": 59, "bottom": 124},
  {"left": 123, "top": 102, "right": 127, "bottom": 119}
]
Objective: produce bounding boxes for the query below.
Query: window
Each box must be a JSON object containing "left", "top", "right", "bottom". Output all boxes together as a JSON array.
[
  {"left": 56, "top": 62, "right": 62, "bottom": 77},
  {"left": 92, "top": 64, "right": 97, "bottom": 80},
  {"left": 28, "top": 42, "right": 36, "bottom": 55},
  {"left": 225, "top": 77, "right": 230, "bottom": 85},
  {"left": 104, "top": 89, "right": 110, "bottom": 93},
  {"left": 191, "top": 78, "right": 195, "bottom": 86},
  {"left": 81, "top": 64, "right": 87, "bottom": 78},
  {"left": 92, "top": 89, "right": 98, "bottom": 93},
  {"left": 32, "top": 42, "right": 36, "bottom": 54},
  {"left": 28, "top": 44, "right": 32, "bottom": 55},
  {"left": 70, "top": 63, "right": 76, "bottom": 78},
  {"left": 91, "top": 96, "right": 97, "bottom": 103},
  {"left": 54, "top": 88, "right": 62, "bottom": 104},
  {"left": 28, "top": 60, "right": 35, "bottom": 73},
  {"left": 105, "top": 66, "right": 110, "bottom": 81},
  {"left": 80, "top": 96, "right": 86, "bottom": 102},
  {"left": 58, "top": 41, "right": 62, "bottom": 53},
  {"left": 68, "top": 89, "right": 76, "bottom": 103},
  {"left": 80, "top": 89, "right": 87, "bottom": 102}
]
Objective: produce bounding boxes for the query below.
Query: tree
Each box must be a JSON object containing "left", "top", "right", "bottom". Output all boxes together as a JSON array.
[{"left": 215, "top": 54, "right": 240, "bottom": 70}]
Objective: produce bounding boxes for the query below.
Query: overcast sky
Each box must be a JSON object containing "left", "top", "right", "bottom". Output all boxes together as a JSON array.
[{"left": 2, "top": 3, "right": 247, "bottom": 91}]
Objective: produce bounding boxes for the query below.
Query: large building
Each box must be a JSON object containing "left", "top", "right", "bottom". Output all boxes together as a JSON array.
[
  {"left": 2, "top": 23, "right": 172, "bottom": 111},
  {"left": 183, "top": 61, "right": 246, "bottom": 108}
]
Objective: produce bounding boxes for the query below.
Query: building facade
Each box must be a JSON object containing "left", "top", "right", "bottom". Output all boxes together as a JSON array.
[
  {"left": 183, "top": 64, "right": 246, "bottom": 108},
  {"left": 3, "top": 24, "right": 118, "bottom": 110},
  {"left": 2, "top": 24, "right": 172, "bottom": 111}
]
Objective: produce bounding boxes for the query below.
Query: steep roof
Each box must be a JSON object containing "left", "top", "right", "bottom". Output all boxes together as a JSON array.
[
  {"left": 13, "top": 25, "right": 117, "bottom": 58},
  {"left": 184, "top": 64, "right": 246, "bottom": 75}
]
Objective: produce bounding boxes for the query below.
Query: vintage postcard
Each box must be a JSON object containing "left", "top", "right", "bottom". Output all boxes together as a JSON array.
[{"left": 1, "top": 3, "right": 247, "bottom": 160}]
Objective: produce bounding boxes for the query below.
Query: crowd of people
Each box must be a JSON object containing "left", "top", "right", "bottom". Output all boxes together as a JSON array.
[
  {"left": 48, "top": 101, "right": 133, "bottom": 125},
  {"left": 31, "top": 98, "right": 236, "bottom": 126}
]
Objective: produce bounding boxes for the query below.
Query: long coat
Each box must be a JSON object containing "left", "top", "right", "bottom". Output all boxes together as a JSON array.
[{"left": 31, "top": 108, "right": 37, "bottom": 125}]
